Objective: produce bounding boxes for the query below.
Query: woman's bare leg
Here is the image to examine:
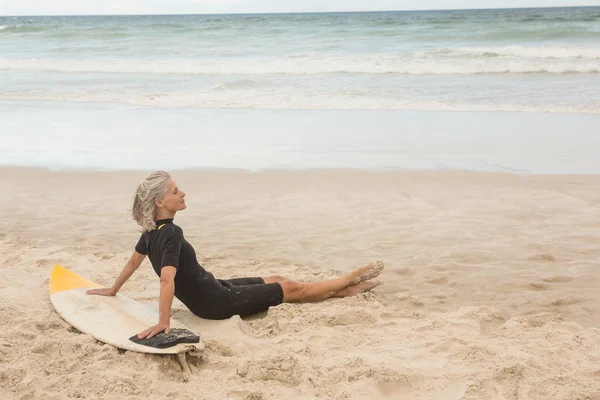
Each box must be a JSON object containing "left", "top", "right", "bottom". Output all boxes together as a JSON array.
[
  {"left": 332, "top": 280, "right": 381, "bottom": 297},
  {"left": 262, "top": 261, "right": 384, "bottom": 303}
]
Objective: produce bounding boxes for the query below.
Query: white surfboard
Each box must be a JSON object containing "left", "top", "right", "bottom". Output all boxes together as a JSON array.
[{"left": 49, "top": 264, "right": 204, "bottom": 355}]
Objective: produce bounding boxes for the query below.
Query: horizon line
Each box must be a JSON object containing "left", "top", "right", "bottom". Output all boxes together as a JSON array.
[{"left": 2, "top": 4, "right": 598, "bottom": 18}]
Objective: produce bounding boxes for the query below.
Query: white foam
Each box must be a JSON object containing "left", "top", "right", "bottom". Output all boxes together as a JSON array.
[
  {"left": 1, "top": 92, "right": 598, "bottom": 114},
  {"left": 437, "top": 45, "right": 600, "bottom": 59},
  {"left": 1, "top": 56, "right": 598, "bottom": 75}
]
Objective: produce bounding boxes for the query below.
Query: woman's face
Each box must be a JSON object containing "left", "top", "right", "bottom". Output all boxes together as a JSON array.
[{"left": 157, "top": 179, "right": 186, "bottom": 213}]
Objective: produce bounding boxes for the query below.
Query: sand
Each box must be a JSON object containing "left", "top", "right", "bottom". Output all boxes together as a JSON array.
[{"left": 0, "top": 167, "right": 599, "bottom": 400}]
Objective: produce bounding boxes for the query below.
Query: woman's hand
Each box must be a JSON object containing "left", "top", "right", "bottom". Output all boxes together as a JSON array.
[
  {"left": 86, "top": 287, "right": 116, "bottom": 296},
  {"left": 136, "top": 266, "right": 176, "bottom": 340},
  {"left": 137, "top": 322, "right": 170, "bottom": 339}
]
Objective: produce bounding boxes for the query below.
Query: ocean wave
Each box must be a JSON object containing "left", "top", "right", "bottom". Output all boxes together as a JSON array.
[
  {"left": 0, "top": 24, "right": 48, "bottom": 33},
  {"left": 480, "top": 27, "right": 600, "bottom": 41},
  {"left": 1, "top": 92, "right": 598, "bottom": 115},
  {"left": 436, "top": 45, "right": 600, "bottom": 59},
  {"left": 1, "top": 57, "right": 599, "bottom": 76},
  {"left": 516, "top": 11, "right": 600, "bottom": 23}
]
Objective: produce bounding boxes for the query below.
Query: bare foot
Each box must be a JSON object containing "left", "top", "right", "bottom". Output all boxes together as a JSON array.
[
  {"left": 349, "top": 261, "right": 385, "bottom": 284},
  {"left": 334, "top": 280, "right": 381, "bottom": 298}
]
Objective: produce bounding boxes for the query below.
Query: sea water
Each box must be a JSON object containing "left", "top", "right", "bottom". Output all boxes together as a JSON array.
[{"left": 1, "top": 8, "right": 599, "bottom": 172}]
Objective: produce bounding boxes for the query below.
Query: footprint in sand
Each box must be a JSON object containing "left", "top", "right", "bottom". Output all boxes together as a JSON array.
[
  {"left": 206, "top": 340, "right": 235, "bottom": 357},
  {"left": 541, "top": 275, "right": 573, "bottom": 283},
  {"left": 228, "top": 391, "right": 264, "bottom": 400},
  {"left": 528, "top": 254, "right": 556, "bottom": 262},
  {"left": 327, "top": 309, "right": 378, "bottom": 326},
  {"left": 30, "top": 340, "right": 55, "bottom": 355},
  {"left": 393, "top": 267, "right": 411, "bottom": 275},
  {"left": 549, "top": 295, "right": 580, "bottom": 306},
  {"left": 427, "top": 276, "right": 449, "bottom": 285},
  {"left": 237, "top": 354, "right": 302, "bottom": 386},
  {"left": 528, "top": 282, "right": 549, "bottom": 291}
]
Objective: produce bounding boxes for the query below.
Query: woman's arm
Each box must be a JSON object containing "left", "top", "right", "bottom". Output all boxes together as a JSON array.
[
  {"left": 137, "top": 266, "right": 176, "bottom": 339},
  {"left": 86, "top": 251, "right": 146, "bottom": 296}
]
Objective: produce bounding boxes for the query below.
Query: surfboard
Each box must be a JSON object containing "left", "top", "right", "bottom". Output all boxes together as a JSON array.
[{"left": 49, "top": 264, "right": 204, "bottom": 355}]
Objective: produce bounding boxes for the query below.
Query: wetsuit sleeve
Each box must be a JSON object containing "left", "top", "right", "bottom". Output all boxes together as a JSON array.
[
  {"left": 135, "top": 234, "right": 147, "bottom": 255},
  {"left": 160, "top": 226, "right": 183, "bottom": 269}
]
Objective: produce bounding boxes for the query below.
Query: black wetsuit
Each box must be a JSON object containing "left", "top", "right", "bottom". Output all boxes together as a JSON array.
[{"left": 135, "top": 218, "right": 284, "bottom": 320}]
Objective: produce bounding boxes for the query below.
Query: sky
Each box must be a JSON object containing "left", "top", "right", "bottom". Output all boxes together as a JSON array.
[{"left": 0, "top": 0, "right": 598, "bottom": 16}]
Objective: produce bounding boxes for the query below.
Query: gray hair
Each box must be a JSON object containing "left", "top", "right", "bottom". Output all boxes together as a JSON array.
[{"left": 132, "top": 171, "right": 171, "bottom": 232}]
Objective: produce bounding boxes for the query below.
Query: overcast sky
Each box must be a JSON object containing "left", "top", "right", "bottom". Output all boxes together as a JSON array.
[{"left": 1, "top": 0, "right": 597, "bottom": 16}]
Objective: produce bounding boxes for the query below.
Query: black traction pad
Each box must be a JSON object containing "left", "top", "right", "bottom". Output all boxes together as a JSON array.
[{"left": 129, "top": 328, "right": 200, "bottom": 349}]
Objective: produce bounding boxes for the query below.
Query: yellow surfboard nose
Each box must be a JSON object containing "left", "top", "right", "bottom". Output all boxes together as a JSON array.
[{"left": 49, "top": 265, "right": 101, "bottom": 295}]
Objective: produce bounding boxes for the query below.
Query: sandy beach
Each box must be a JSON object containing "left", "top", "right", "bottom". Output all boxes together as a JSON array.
[
  {"left": 3, "top": 6, "right": 600, "bottom": 399},
  {"left": 0, "top": 167, "right": 599, "bottom": 399}
]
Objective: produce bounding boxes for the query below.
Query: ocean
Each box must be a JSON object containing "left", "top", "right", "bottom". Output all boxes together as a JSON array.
[{"left": 1, "top": 7, "right": 600, "bottom": 173}]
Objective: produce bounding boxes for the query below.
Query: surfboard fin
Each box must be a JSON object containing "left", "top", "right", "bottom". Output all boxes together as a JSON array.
[{"left": 129, "top": 328, "right": 200, "bottom": 349}]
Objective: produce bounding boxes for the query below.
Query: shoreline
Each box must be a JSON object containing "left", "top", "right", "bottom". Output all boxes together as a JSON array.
[
  {"left": 3, "top": 100, "right": 600, "bottom": 174},
  {"left": 2, "top": 98, "right": 600, "bottom": 115},
  {"left": 4, "top": 164, "right": 600, "bottom": 178}
]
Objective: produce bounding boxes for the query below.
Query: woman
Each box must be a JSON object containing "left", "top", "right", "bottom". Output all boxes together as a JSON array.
[{"left": 87, "top": 171, "right": 384, "bottom": 340}]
